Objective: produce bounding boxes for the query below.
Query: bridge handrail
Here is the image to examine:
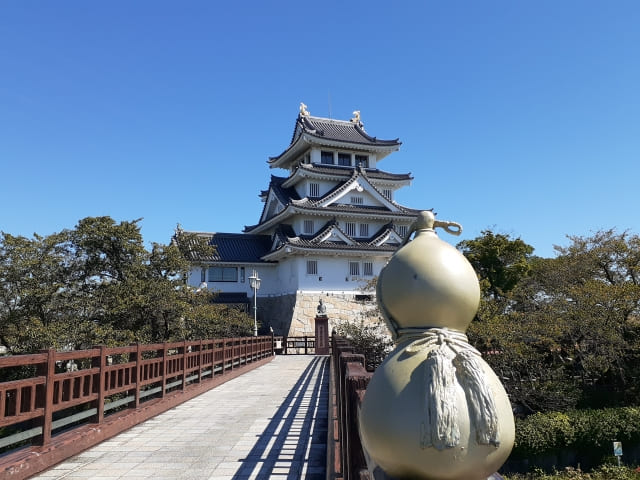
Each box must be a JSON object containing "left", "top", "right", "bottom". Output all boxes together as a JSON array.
[
  {"left": 0, "top": 335, "right": 274, "bottom": 458},
  {"left": 272, "top": 335, "right": 317, "bottom": 354},
  {"left": 329, "top": 334, "right": 374, "bottom": 480}
]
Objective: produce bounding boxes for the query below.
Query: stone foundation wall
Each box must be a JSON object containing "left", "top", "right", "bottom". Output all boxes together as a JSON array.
[{"left": 259, "top": 292, "right": 379, "bottom": 337}]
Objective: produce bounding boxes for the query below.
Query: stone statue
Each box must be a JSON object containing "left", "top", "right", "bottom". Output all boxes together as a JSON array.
[{"left": 317, "top": 298, "right": 327, "bottom": 317}]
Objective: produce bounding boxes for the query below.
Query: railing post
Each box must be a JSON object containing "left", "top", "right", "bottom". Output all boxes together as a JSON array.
[
  {"left": 182, "top": 341, "right": 188, "bottom": 392},
  {"left": 94, "top": 345, "right": 106, "bottom": 424},
  {"left": 161, "top": 343, "right": 168, "bottom": 397},
  {"left": 134, "top": 343, "right": 142, "bottom": 408},
  {"left": 198, "top": 340, "right": 203, "bottom": 383},
  {"left": 221, "top": 339, "right": 225, "bottom": 374},
  {"left": 39, "top": 348, "right": 56, "bottom": 446},
  {"left": 304, "top": 335, "right": 308, "bottom": 355},
  {"left": 271, "top": 331, "right": 275, "bottom": 357},
  {"left": 284, "top": 336, "right": 288, "bottom": 355}
]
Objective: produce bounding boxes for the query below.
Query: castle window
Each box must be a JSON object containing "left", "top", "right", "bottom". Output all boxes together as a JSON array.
[
  {"left": 345, "top": 222, "right": 356, "bottom": 236},
  {"left": 208, "top": 267, "right": 238, "bottom": 282},
  {"left": 321, "top": 151, "right": 334, "bottom": 164},
  {"left": 338, "top": 152, "right": 351, "bottom": 166},
  {"left": 383, "top": 189, "right": 393, "bottom": 200},
  {"left": 349, "top": 261, "right": 360, "bottom": 276},
  {"left": 201, "top": 268, "right": 206, "bottom": 283},
  {"left": 355, "top": 155, "right": 369, "bottom": 168},
  {"left": 363, "top": 262, "right": 373, "bottom": 276},
  {"left": 304, "top": 220, "right": 314, "bottom": 234},
  {"left": 307, "top": 260, "right": 318, "bottom": 275},
  {"left": 397, "top": 225, "right": 409, "bottom": 238},
  {"left": 351, "top": 196, "right": 364, "bottom": 205},
  {"left": 309, "top": 182, "right": 320, "bottom": 197},
  {"left": 359, "top": 223, "right": 369, "bottom": 237}
]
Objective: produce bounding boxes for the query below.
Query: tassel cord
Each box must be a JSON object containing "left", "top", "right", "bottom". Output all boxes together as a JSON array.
[{"left": 402, "top": 327, "right": 501, "bottom": 449}]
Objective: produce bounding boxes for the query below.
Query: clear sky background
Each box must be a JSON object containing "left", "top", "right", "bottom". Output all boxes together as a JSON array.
[{"left": 1, "top": 1, "right": 638, "bottom": 258}]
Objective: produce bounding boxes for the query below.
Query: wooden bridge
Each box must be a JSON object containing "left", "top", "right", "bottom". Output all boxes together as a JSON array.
[{"left": 0, "top": 337, "right": 334, "bottom": 479}]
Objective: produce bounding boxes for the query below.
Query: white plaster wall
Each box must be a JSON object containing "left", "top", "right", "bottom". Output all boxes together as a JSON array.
[
  {"left": 293, "top": 178, "right": 336, "bottom": 200},
  {"left": 187, "top": 265, "right": 280, "bottom": 296},
  {"left": 292, "top": 255, "right": 389, "bottom": 292}
]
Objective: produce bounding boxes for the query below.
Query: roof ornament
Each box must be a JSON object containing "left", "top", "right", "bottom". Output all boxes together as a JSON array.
[
  {"left": 351, "top": 110, "right": 362, "bottom": 125},
  {"left": 299, "top": 102, "right": 310, "bottom": 117},
  {"left": 175, "top": 223, "right": 184, "bottom": 236}
]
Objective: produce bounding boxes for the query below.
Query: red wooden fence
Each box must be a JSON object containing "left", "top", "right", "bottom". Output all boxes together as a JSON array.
[{"left": 0, "top": 336, "right": 274, "bottom": 479}]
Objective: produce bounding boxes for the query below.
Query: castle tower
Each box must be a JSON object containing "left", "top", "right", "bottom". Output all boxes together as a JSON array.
[{"left": 184, "top": 104, "right": 423, "bottom": 336}]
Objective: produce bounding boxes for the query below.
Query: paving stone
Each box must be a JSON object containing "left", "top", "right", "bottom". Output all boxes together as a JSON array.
[{"left": 31, "top": 356, "right": 328, "bottom": 479}]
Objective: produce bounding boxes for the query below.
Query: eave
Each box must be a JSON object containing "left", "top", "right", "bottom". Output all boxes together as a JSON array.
[
  {"left": 262, "top": 243, "right": 397, "bottom": 261},
  {"left": 244, "top": 204, "right": 419, "bottom": 235},
  {"left": 269, "top": 131, "right": 401, "bottom": 170},
  {"left": 280, "top": 164, "right": 413, "bottom": 189}
]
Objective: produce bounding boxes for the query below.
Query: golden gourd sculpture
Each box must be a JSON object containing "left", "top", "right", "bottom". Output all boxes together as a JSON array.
[{"left": 359, "top": 211, "right": 514, "bottom": 480}]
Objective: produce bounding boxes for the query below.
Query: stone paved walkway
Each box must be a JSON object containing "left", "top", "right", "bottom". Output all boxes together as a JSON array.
[{"left": 32, "top": 355, "right": 329, "bottom": 480}]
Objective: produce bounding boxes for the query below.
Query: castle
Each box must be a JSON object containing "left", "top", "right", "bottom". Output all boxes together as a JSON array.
[{"left": 184, "top": 104, "right": 422, "bottom": 336}]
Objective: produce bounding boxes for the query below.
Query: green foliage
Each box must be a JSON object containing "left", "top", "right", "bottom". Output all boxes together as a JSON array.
[
  {"left": 513, "top": 407, "right": 640, "bottom": 456},
  {"left": 0, "top": 217, "right": 253, "bottom": 354},
  {"left": 504, "top": 465, "right": 640, "bottom": 480},
  {"left": 457, "top": 230, "right": 534, "bottom": 301},
  {"left": 332, "top": 277, "right": 394, "bottom": 370},
  {"left": 180, "top": 303, "right": 254, "bottom": 340},
  {"left": 333, "top": 317, "right": 393, "bottom": 370},
  {"left": 464, "top": 229, "right": 640, "bottom": 413}
]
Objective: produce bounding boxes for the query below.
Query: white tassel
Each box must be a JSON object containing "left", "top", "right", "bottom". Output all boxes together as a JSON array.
[
  {"left": 454, "top": 349, "right": 500, "bottom": 446},
  {"left": 422, "top": 344, "right": 459, "bottom": 450},
  {"left": 405, "top": 328, "right": 502, "bottom": 450}
]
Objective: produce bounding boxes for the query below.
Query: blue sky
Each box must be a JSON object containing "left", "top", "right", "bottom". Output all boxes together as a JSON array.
[{"left": 1, "top": 1, "right": 638, "bottom": 258}]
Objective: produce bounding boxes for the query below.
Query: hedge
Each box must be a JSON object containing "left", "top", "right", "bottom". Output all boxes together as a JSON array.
[
  {"left": 513, "top": 407, "right": 640, "bottom": 457},
  {"left": 504, "top": 465, "right": 640, "bottom": 480}
]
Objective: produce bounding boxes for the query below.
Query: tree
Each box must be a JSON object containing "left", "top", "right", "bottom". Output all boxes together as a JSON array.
[
  {"left": 458, "top": 230, "right": 534, "bottom": 301},
  {"left": 469, "top": 229, "right": 640, "bottom": 412},
  {"left": 0, "top": 217, "right": 253, "bottom": 354},
  {"left": 333, "top": 277, "right": 394, "bottom": 370}
]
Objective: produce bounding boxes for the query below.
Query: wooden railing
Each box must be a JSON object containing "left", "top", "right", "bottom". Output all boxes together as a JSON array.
[
  {"left": 328, "top": 334, "right": 373, "bottom": 480},
  {"left": 273, "top": 335, "right": 317, "bottom": 355},
  {"left": 0, "top": 336, "right": 274, "bottom": 479}
]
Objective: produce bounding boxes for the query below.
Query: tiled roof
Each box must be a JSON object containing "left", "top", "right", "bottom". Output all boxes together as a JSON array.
[
  {"left": 244, "top": 203, "right": 419, "bottom": 233},
  {"left": 291, "top": 241, "right": 398, "bottom": 252},
  {"left": 283, "top": 219, "right": 400, "bottom": 251},
  {"left": 269, "top": 113, "right": 401, "bottom": 166},
  {"left": 288, "top": 163, "right": 413, "bottom": 182},
  {"left": 295, "top": 167, "right": 414, "bottom": 215},
  {"left": 295, "top": 115, "right": 400, "bottom": 147},
  {"left": 271, "top": 176, "right": 300, "bottom": 204},
  {"left": 257, "top": 176, "right": 300, "bottom": 222},
  {"left": 245, "top": 201, "right": 420, "bottom": 233},
  {"left": 185, "top": 233, "right": 273, "bottom": 263},
  {"left": 368, "top": 223, "right": 405, "bottom": 246},
  {"left": 262, "top": 239, "right": 399, "bottom": 261}
]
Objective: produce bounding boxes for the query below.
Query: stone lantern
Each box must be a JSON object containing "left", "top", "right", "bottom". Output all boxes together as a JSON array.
[{"left": 359, "top": 211, "right": 514, "bottom": 480}]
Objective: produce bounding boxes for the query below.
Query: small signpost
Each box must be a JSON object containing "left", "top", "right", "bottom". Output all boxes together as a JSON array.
[{"left": 613, "top": 441, "right": 623, "bottom": 466}]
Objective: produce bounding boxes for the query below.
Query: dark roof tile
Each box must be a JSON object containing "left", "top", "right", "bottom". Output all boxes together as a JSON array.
[
  {"left": 187, "top": 233, "right": 272, "bottom": 263},
  {"left": 298, "top": 116, "right": 400, "bottom": 147}
]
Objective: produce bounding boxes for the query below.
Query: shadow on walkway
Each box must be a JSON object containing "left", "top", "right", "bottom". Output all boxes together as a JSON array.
[{"left": 232, "top": 356, "right": 329, "bottom": 480}]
